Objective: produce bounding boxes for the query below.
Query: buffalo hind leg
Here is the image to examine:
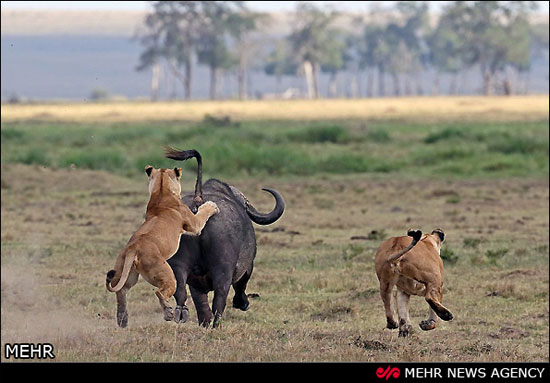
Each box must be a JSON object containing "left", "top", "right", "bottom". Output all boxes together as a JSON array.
[
  {"left": 232, "top": 271, "right": 252, "bottom": 311},
  {"left": 189, "top": 285, "right": 212, "bottom": 327},
  {"left": 211, "top": 268, "right": 232, "bottom": 328},
  {"left": 172, "top": 269, "right": 189, "bottom": 324}
]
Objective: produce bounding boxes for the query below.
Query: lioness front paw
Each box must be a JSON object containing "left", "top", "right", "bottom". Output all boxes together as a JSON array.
[
  {"left": 163, "top": 306, "right": 174, "bottom": 321},
  {"left": 201, "top": 201, "right": 219, "bottom": 215}
]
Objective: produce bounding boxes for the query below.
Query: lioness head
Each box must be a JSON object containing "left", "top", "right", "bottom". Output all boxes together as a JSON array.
[
  {"left": 429, "top": 228, "right": 445, "bottom": 253},
  {"left": 145, "top": 165, "right": 183, "bottom": 197}
]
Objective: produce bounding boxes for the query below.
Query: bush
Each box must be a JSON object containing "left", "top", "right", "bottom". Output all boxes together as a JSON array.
[
  {"left": 424, "top": 127, "right": 466, "bottom": 143},
  {"left": 286, "top": 125, "right": 348, "bottom": 143},
  {"left": 487, "top": 135, "right": 548, "bottom": 155},
  {"left": 440, "top": 246, "right": 458, "bottom": 265}
]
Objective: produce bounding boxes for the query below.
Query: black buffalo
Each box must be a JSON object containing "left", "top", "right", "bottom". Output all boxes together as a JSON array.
[{"left": 165, "top": 148, "right": 285, "bottom": 327}]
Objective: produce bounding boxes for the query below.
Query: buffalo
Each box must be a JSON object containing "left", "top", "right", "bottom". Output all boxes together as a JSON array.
[{"left": 165, "top": 148, "right": 285, "bottom": 327}]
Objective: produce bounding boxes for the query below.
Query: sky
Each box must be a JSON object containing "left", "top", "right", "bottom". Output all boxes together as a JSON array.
[{"left": 2, "top": 1, "right": 549, "bottom": 14}]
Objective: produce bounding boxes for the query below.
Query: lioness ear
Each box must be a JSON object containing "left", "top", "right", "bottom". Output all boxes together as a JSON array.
[
  {"left": 145, "top": 165, "right": 153, "bottom": 177},
  {"left": 432, "top": 229, "right": 445, "bottom": 242},
  {"left": 174, "top": 167, "right": 182, "bottom": 178}
]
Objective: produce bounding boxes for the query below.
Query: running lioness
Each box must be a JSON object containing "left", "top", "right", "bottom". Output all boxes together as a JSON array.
[
  {"left": 375, "top": 228, "right": 453, "bottom": 337},
  {"left": 105, "top": 165, "right": 219, "bottom": 328}
]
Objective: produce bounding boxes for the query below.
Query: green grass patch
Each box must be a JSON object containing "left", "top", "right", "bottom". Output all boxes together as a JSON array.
[{"left": 1, "top": 119, "right": 547, "bottom": 179}]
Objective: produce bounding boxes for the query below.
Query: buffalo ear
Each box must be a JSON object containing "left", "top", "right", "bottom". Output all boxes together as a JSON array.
[
  {"left": 174, "top": 167, "right": 182, "bottom": 178},
  {"left": 145, "top": 165, "right": 153, "bottom": 177},
  {"left": 432, "top": 229, "right": 445, "bottom": 242}
]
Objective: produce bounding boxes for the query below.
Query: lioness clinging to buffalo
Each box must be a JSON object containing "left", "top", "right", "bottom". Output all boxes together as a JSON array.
[
  {"left": 105, "top": 165, "right": 219, "bottom": 328},
  {"left": 164, "top": 148, "right": 285, "bottom": 328},
  {"left": 375, "top": 228, "right": 453, "bottom": 337}
]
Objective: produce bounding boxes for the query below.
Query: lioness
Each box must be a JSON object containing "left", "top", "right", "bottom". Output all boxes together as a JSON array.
[
  {"left": 375, "top": 228, "right": 453, "bottom": 337},
  {"left": 105, "top": 165, "right": 219, "bottom": 328}
]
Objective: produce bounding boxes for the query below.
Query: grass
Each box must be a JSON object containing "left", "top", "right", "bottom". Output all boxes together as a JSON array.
[
  {"left": 1, "top": 118, "right": 548, "bottom": 179},
  {"left": 1, "top": 98, "right": 548, "bottom": 362},
  {"left": 1, "top": 95, "right": 548, "bottom": 123},
  {"left": 1, "top": 164, "right": 548, "bottom": 362}
]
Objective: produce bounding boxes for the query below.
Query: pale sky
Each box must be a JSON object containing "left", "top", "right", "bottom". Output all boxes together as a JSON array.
[{"left": 2, "top": 1, "right": 549, "bottom": 14}]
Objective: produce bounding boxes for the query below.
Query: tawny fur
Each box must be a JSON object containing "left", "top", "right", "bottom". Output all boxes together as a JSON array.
[{"left": 374, "top": 228, "right": 453, "bottom": 337}]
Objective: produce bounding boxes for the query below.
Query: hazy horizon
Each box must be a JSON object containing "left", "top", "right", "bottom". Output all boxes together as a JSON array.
[{"left": 2, "top": 1, "right": 549, "bottom": 14}]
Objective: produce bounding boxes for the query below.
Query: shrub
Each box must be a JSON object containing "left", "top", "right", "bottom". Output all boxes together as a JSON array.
[{"left": 440, "top": 246, "right": 458, "bottom": 264}]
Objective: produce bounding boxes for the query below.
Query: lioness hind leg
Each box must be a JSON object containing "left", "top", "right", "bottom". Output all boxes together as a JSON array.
[
  {"left": 115, "top": 269, "right": 139, "bottom": 328},
  {"left": 425, "top": 284, "right": 453, "bottom": 322},
  {"left": 419, "top": 307, "right": 438, "bottom": 331},
  {"left": 396, "top": 290, "right": 413, "bottom": 337},
  {"left": 379, "top": 279, "right": 398, "bottom": 329},
  {"left": 142, "top": 262, "right": 177, "bottom": 321}
]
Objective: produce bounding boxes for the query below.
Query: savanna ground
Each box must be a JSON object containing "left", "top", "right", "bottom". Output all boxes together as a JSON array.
[{"left": 1, "top": 96, "right": 549, "bottom": 362}]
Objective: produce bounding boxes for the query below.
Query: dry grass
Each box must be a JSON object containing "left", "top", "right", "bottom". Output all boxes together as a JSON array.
[
  {"left": 1, "top": 164, "right": 548, "bottom": 362},
  {"left": 2, "top": 95, "right": 549, "bottom": 123}
]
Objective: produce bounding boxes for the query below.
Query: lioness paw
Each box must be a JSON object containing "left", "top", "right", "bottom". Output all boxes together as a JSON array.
[{"left": 202, "top": 201, "right": 219, "bottom": 215}]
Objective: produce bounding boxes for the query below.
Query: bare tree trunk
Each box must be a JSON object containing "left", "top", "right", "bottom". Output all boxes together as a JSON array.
[
  {"left": 303, "top": 60, "right": 315, "bottom": 99},
  {"left": 449, "top": 73, "right": 457, "bottom": 95},
  {"left": 378, "top": 66, "right": 385, "bottom": 97},
  {"left": 238, "top": 47, "right": 248, "bottom": 100},
  {"left": 415, "top": 73, "right": 423, "bottom": 95},
  {"left": 482, "top": 69, "right": 492, "bottom": 96},
  {"left": 404, "top": 74, "right": 411, "bottom": 96},
  {"left": 328, "top": 72, "right": 337, "bottom": 98},
  {"left": 184, "top": 54, "right": 192, "bottom": 100},
  {"left": 350, "top": 75, "right": 359, "bottom": 99},
  {"left": 312, "top": 62, "right": 320, "bottom": 99},
  {"left": 432, "top": 71, "right": 440, "bottom": 96},
  {"left": 391, "top": 72, "right": 400, "bottom": 96},
  {"left": 151, "top": 61, "right": 160, "bottom": 102},
  {"left": 367, "top": 68, "right": 374, "bottom": 98},
  {"left": 209, "top": 65, "right": 218, "bottom": 100}
]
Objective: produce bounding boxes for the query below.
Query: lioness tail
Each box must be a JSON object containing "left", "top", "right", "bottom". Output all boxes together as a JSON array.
[
  {"left": 387, "top": 229, "right": 422, "bottom": 263},
  {"left": 106, "top": 250, "right": 137, "bottom": 292}
]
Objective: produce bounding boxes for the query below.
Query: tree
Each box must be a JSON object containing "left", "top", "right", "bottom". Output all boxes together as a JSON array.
[
  {"left": 195, "top": 1, "right": 245, "bottom": 100},
  {"left": 137, "top": 1, "right": 203, "bottom": 100},
  {"left": 263, "top": 41, "right": 299, "bottom": 93},
  {"left": 225, "top": 10, "right": 266, "bottom": 100},
  {"left": 439, "top": 1, "right": 537, "bottom": 95},
  {"left": 287, "top": 2, "right": 339, "bottom": 99},
  {"left": 320, "top": 29, "right": 349, "bottom": 98}
]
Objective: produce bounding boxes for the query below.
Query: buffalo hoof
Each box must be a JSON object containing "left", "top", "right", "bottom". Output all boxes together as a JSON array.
[
  {"left": 419, "top": 319, "right": 437, "bottom": 331},
  {"left": 117, "top": 310, "right": 128, "bottom": 328},
  {"left": 212, "top": 314, "right": 223, "bottom": 328},
  {"left": 174, "top": 305, "right": 190, "bottom": 323},
  {"left": 232, "top": 296, "right": 250, "bottom": 311}
]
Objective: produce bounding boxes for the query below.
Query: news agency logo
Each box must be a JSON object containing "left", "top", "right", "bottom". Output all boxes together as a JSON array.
[
  {"left": 376, "top": 365, "right": 401, "bottom": 380},
  {"left": 4, "top": 343, "right": 55, "bottom": 360}
]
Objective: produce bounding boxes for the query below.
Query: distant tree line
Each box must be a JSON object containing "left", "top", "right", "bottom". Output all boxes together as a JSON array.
[{"left": 136, "top": 1, "right": 549, "bottom": 100}]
